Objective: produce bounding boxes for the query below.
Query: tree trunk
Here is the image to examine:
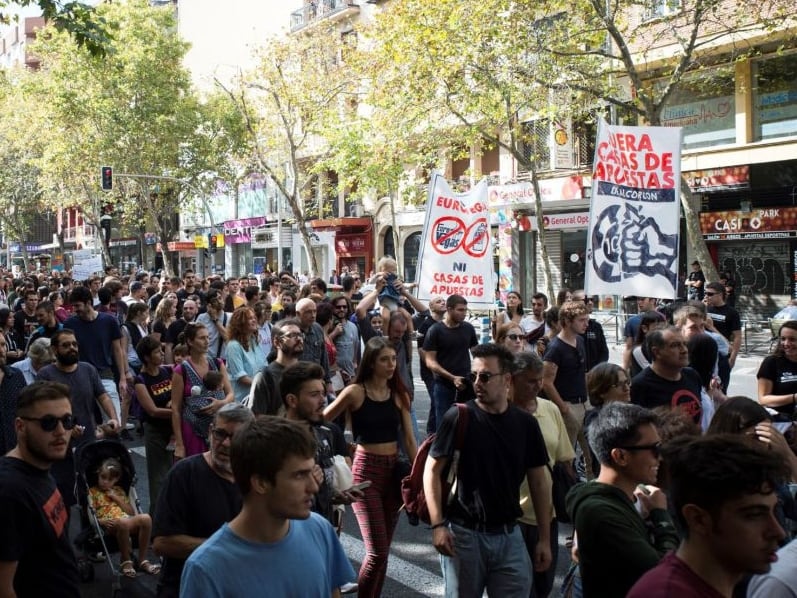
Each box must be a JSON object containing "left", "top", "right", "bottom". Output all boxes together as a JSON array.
[{"left": 680, "top": 179, "right": 718, "bottom": 283}]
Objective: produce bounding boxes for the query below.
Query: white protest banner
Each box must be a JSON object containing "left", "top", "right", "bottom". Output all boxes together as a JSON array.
[
  {"left": 72, "top": 256, "right": 103, "bottom": 281},
  {"left": 585, "top": 119, "right": 683, "bottom": 299},
  {"left": 416, "top": 172, "right": 493, "bottom": 310}
]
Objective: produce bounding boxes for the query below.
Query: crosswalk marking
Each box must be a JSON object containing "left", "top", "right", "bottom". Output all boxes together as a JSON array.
[{"left": 340, "top": 533, "right": 445, "bottom": 596}]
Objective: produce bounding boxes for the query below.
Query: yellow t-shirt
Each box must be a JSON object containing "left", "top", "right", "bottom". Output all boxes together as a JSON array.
[
  {"left": 518, "top": 398, "right": 575, "bottom": 525},
  {"left": 89, "top": 485, "right": 129, "bottom": 521}
]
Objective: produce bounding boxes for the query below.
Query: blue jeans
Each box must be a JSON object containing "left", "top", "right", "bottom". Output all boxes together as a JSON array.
[
  {"left": 440, "top": 522, "right": 531, "bottom": 598},
  {"left": 433, "top": 381, "right": 458, "bottom": 433},
  {"left": 100, "top": 378, "right": 121, "bottom": 422}
]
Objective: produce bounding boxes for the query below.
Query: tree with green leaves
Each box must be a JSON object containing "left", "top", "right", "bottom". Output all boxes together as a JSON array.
[
  {"left": 514, "top": 0, "right": 796, "bottom": 283},
  {"left": 350, "top": 0, "right": 579, "bottom": 299},
  {"left": 355, "top": 0, "right": 796, "bottom": 294},
  {"left": 22, "top": 0, "right": 211, "bottom": 277},
  {"left": 0, "top": 0, "right": 111, "bottom": 56},
  {"left": 218, "top": 25, "right": 360, "bottom": 277}
]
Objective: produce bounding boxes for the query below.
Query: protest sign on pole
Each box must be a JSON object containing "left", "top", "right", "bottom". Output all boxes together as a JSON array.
[
  {"left": 585, "top": 119, "right": 683, "bottom": 299},
  {"left": 416, "top": 172, "right": 493, "bottom": 310}
]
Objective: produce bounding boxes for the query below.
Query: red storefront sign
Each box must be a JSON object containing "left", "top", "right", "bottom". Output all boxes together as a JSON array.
[
  {"left": 700, "top": 207, "right": 797, "bottom": 240},
  {"left": 685, "top": 166, "right": 749, "bottom": 192},
  {"left": 336, "top": 234, "right": 368, "bottom": 255}
]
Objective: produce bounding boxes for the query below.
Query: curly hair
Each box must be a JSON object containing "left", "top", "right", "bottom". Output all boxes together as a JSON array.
[{"left": 227, "top": 307, "right": 256, "bottom": 350}]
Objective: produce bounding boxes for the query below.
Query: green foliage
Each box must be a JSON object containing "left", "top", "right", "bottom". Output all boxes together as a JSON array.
[
  {"left": 0, "top": 0, "right": 112, "bottom": 57},
  {"left": 16, "top": 0, "right": 211, "bottom": 272}
]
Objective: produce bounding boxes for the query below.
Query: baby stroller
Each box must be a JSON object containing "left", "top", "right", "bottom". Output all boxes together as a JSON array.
[{"left": 73, "top": 438, "right": 142, "bottom": 594}]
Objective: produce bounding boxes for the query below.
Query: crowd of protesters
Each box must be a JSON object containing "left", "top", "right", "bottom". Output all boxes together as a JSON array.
[{"left": 0, "top": 262, "right": 796, "bottom": 598}]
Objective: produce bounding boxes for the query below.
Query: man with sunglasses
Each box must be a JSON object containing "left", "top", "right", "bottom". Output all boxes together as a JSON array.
[
  {"left": 152, "top": 403, "right": 254, "bottom": 598},
  {"left": 425, "top": 343, "right": 551, "bottom": 597},
  {"left": 566, "top": 402, "right": 678, "bottom": 598},
  {"left": 0, "top": 381, "right": 81, "bottom": 597},
  {"left": 249, "top": 319, "right": 305, "bottom": 416},
  {"left": 703, "top": 281, "right": 741, "bottom": 392}
]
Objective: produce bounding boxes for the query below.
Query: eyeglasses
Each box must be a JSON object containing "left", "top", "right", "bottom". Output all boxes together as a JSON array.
[
  {"left": 469, "top": 371, "right": 502, "bottom": 384},
  {"left": 282, "top": 332, "right": 305, "bottom": 340},
  {"left": 506, "top": 334, "right": 523, "bottom": 341},
  {"left": 617, "top": 442, "right": 662, "bottom": 458},
  {"left": 612, "top": 379, "right": 631, "bottom": 389},
  {"left": 19, "top": 414, "right": 76, "bottom": 431},
  {"left": 210, "top": 426, "right": 234, "bottom": 442}
]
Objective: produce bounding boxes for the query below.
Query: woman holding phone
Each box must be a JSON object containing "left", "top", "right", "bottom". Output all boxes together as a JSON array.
[{"left": 324, "top": 337, "right": 417, "bottom": 598}]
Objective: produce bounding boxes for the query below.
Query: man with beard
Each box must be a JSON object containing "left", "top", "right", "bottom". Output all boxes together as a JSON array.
[
  {"left": 26, "top": 300, "right": 63, "bottom": 350},
  {"left": 64, "top": 285, "right": 128, "bottom": 423},
  {"left": 0, "top": 381, "right": 81, "bottom": 597},
  {"left": 164, "top": 299, "right": 198, "bottom": 364},
  {"left": 630, "top": 435, "right": 788, "bottom": 598},
  {"left": 249, "top": 318, "right": 304, "bottom": 416},
  {"left": 37, "top": 329, "right": 119, "bottom": 507},
  {"left": 12, "top": 288, "right": 39, "bottom": 350},
  {"left": 152, "top": 403, "right": 254, "bottom": 598},
  {"left": 281, "top": 361, "right": 360, "bottom": 526},
  {"left": 0, "top": 333, "right": 28, "bottom": 454}
]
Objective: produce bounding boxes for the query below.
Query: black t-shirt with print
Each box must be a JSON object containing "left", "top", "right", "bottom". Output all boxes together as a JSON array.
[
  {"left": 630, "top": 366, "right": 703, "bottom": 424},
  {"left": 0, "top": 457, "right": 80, "bottom": 597},
  {"left": 757, "top": 354, "right": 797, "bottom": 418}
]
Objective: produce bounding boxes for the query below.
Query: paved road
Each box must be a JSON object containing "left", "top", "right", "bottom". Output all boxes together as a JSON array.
[{"left": 76, "top": 312, "right": 774, "bottom": 596}]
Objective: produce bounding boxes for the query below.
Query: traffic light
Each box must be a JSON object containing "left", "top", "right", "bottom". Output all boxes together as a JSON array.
[
  {"left": 209, "top": 234, "right": 217, "bottom": 254},
  {"left": 101, "top": 166, "right": 113, "bottom": 190}
]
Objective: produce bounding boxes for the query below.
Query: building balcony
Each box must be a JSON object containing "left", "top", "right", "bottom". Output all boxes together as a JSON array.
[{"left": 290, "top": 0, "right": 360, "bottom": 33}]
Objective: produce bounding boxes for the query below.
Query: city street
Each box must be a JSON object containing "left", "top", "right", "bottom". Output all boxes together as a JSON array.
[{"left": 76, "top": 312, "right": 774, "bottom": 597}]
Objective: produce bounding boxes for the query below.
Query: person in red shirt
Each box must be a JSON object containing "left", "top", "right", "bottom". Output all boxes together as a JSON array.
[{"left": 628, "top": 434, "right": 788, "bottom": 598}]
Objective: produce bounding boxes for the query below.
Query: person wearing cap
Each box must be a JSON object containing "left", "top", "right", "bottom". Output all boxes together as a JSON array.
[{"left": 686, "top": 261, "right": 705, "bottom": 302}]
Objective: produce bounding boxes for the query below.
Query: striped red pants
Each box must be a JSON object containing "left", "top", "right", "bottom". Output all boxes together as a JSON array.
[{"left": 351, "top": 449, "right": 400, "bottom": 598}]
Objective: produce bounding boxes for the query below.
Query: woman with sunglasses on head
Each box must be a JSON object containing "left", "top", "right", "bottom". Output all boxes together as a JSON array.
[
  {"left": 758, "top": 320, "right": 797, "bottom": 422},
  {"left": 584, "top": 363, "right": 631, "bottom": 477},
  {"left": 496, "top": 322, "right": 526, "bottom": 354},
  {"left": 170, "top": 323, "right": 234, "bottom": 460},
  {"left": 324, "top": 336, "right": 416, "bottom": 598}
]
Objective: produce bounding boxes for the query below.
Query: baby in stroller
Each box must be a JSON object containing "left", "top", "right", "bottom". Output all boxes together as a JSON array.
[{"left": 89, "top": 457, "right": 161, "bottom": 578}]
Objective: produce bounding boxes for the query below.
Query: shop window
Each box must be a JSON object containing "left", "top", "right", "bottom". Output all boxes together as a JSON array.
[
  {"left": 659, "top": 66, "right": 736, "bottom": 149},
  {"left": 383, "top": 226, "right": 395, "bottom": 260},
  {"left": 403, "top": 232, "right": 421, "bottom": 283},
  {"left": 753, "top": 53, "right": 797, "bottom": 141}
]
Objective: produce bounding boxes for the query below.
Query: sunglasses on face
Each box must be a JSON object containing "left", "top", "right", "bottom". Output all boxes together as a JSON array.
[
  {"left": 20, "top": 414, "right": 76, "bottom": 432},
  {"left": 617, "top": 442, "right": 662, "bottom": 458},
  {"left": 704, "top": 292, "right": 717, "bottom": 297},
  {"left": 506, "top": 334, "right": 523, "bottom": 341},
  {"left": 469, "top": 371, "right": 502, "bottom": 384}
]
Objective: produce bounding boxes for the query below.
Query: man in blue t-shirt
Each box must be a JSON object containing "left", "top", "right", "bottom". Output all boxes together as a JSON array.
[{"left": 180, "top": 417, "right": 355, "bottom": 597}]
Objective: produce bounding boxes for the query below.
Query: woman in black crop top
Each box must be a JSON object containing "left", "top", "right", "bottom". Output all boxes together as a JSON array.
[{"left": 324, "top": 337, "right": 417, "bottom": 598}]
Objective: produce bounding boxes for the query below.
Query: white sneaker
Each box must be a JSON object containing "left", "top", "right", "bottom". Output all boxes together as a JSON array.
[
  {"left": 124, "top": 422, "right": 135, "bottom": 430},
  {"left": 340, "top": 582, "right": 358, "bottom": 594}
]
